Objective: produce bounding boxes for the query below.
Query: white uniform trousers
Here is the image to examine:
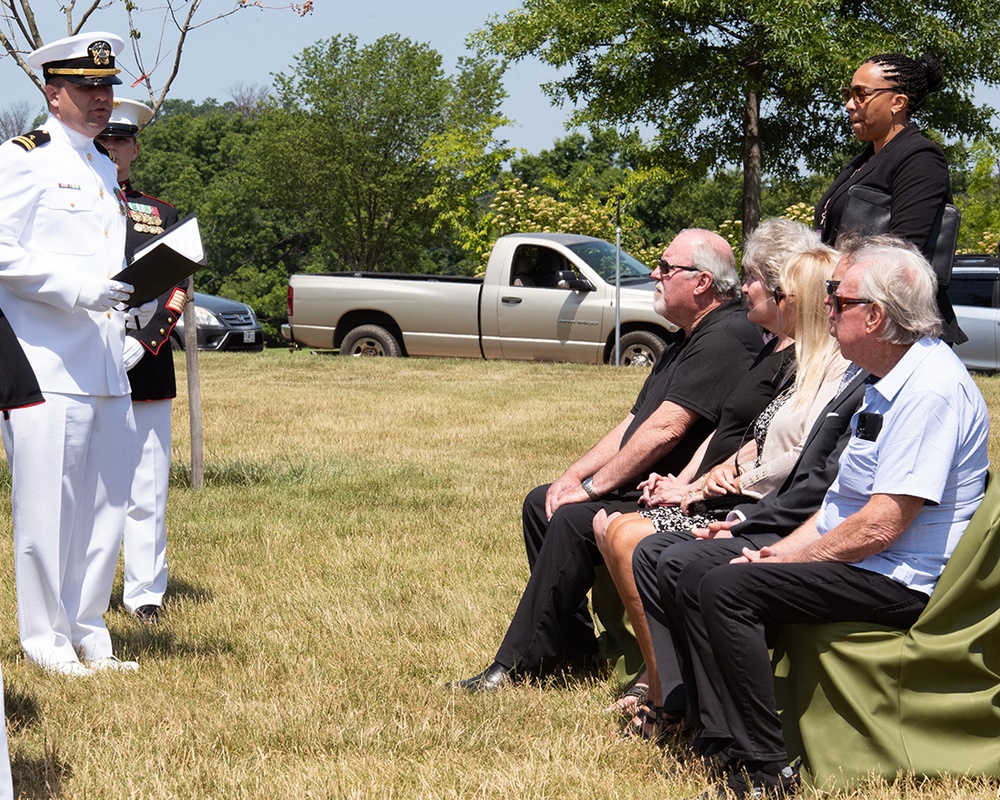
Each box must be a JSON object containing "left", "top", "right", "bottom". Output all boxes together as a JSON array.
[
  {"left": 123, "top": 399, "right": 172, "bottom": 612},
  {"left": 1, "top": 392, "right": 133, "bottom": 667}
]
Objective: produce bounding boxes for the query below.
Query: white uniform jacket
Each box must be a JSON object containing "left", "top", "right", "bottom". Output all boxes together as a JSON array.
[{"left": 0, "top": 115, "right": 129, "bottom": 396}]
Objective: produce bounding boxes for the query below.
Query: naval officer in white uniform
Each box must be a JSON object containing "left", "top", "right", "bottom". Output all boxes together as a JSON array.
[{"left": 0, "top": 32, "right": 151, "bottom": 676}]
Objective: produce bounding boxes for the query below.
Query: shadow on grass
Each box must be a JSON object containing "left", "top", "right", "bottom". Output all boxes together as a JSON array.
[
  {"left": 169, "top": 459, "right": 314, "bottom": 488},
  {"left": 107, "top": 575, "right": 214, "bottom": 617},
  {"left": 109, "top": 617, "right": 241, "bottom": 661},
  {"left": 10, "top": 751, "right": 71, "bottom": 799},
  {"left": 106, "top": 576, "right": 243, "bottom": 660},
  {"left": 3, "top": 684, "right": 68, "bottom": 798},
  {"left": 5, "top": 682, "right": 40, "bottom": 733}
]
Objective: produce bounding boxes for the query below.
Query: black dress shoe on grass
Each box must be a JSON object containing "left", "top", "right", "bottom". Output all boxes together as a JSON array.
[
  {"left": 134, "top": 605, "right": 161, "bottom": 624},
  {"left": 449, "top": 662, "right": 512, "bottom": 692},
  {"left": 701, "top": 761, "right": 799, "bottom": 799}
]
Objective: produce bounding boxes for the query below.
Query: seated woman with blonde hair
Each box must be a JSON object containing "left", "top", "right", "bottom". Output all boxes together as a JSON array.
[{"left": 595, "top": 244, "right": 847, "bottom": 737}]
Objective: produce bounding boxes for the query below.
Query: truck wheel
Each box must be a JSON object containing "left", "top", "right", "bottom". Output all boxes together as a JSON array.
[
  {"left": 340, "top": 324, "right": 402, "bottom": 357},
  {"left": 614, "top": 331, "right": 665, "bottom": 368}
]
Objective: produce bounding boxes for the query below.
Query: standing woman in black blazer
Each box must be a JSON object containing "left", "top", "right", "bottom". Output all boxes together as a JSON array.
[{"left": 815, "top": 52, "right": 964, "bottom": 343}]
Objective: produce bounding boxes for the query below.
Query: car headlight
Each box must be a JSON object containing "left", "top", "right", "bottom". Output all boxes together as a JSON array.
[{"left": 193, "top": 306, "right": 223, "bottom": 327}]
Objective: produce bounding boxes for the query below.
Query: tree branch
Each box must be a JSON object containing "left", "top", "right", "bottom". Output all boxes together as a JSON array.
[
  {"left": 0, "top": 0, "right": 314, "bottom": 115},
  {"left": 0, "top": 27, "right": 43, "bottom": 95},
  {"left": 151, "top": 0, "right": 203, "bottom": 116},
  {"left": 1, "top": 0, "right": 41, "bottom": 47},
  {"left": 74, "top": 0, "right": 115, "bottom": 35}
]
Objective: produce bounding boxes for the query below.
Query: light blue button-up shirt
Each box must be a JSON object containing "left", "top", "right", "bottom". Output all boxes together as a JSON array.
[{"left": 817, "top": 337, "right": 989, "bottom": 594}]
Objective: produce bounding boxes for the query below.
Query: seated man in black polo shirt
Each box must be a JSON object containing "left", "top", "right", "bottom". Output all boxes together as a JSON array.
[{"left": 451, "top": 228, "right": 766, "bottom": 691}]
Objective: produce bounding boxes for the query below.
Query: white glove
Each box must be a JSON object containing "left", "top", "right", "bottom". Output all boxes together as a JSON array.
[
  {"left": 78, "top": 278, "right": 133, "bottom": 312},
  {"left": 125, "top": 300, "right": 158, "bottom": 331},
  {"left": 123, "top": 336, "right": 145, "bottom": 371}
]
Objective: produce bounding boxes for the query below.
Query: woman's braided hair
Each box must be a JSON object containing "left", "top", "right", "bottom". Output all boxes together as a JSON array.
[{"left": 865, "top": 52, "right": 944, "bottom": 116}]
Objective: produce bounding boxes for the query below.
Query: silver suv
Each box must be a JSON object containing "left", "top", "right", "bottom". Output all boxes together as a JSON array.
[{"left": 951, "top": 252, "right": 1000, "bottom": 373}]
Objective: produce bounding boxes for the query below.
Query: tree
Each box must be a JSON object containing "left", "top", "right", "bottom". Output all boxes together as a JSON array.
[
  {"left": 510, "top": 129, "right": 636, "bottom": 194},
  {"left": 477, "top": 180, "right": 664, "bottom": 269},
  {"left": 130, "top": 98, "right": 256, "bottom": 213},
  {"left": 480, "top": 0, "right": 1000, "bottom": 236},
  {"left": 503, "top": 129, "right": 833, "bottom": 256},
  {"left": 953, "top": 138, "right": 1000, "bottom": 252},
  {"left": 239, "top": 34, "right": 510, "bottom": 275},
  {"left": 226, "top": 81, "right": 271, "bottom": 119},
  {"left": 123, "top": 37, "right": 510, "bottom": 337},
  {"left": 0, "top": 99, "right": 33, "bottom": 139},
  {"left": 0, "top": 0, "right": 311, "bottom": 115},
  {"left": 127, "top": 98, "right": 299, "bottom": 335}
]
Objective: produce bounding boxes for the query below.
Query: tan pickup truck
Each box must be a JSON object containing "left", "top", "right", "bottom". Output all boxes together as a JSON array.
[{"left": 280, "top": 232, "right": 678, "bottom": 366}]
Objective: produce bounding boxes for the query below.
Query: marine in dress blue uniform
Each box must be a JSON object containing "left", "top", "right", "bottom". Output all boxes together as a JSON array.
[
  {"left": 97, "top": 98, "right": 186, "bottom": 624},
  {"left": 0, "top": 32, "right": 141, "bottom": 677}
]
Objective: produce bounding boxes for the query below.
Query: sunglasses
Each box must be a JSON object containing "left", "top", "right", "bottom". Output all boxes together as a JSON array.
[
  {"left": 656, "top": 258, "right": 701, "bottom": 276},
  {"left": 825, "top": 280, "right": 841, "bottom": 296},
  {"left": 772, "top": 288, "right": 789, "bottom": 303},
  {"left": 840, "top": 85, "right": 895, "bottom": 105},
  {"left": 830, "top": 295, "right": 873, "bottom": 314}
]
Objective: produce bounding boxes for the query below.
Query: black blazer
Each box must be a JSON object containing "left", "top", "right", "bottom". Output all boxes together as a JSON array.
[
  {"left": 727, "top": 369, "right": 869, "bottom": 545},
  {"left": 816, "top": 122, "right": 950, "bottom": 252},
  {"left": 0, "top": 306, "right": 42, "bottom": 411},
  {"left": 815, "top": 122, "right": 963, "bottom": 344}
]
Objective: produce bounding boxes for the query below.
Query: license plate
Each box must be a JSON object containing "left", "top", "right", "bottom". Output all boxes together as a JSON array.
[{"left": 243, "top": 331, "right": 256, "bottom": 344}]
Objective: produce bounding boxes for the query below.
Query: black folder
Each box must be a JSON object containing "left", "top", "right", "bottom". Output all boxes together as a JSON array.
[
  {"left": 113, "top": 244, "right": 201, "bottom": 306},
  {"left": 112, "top": 214, "right": 204, "bottom": 306}
]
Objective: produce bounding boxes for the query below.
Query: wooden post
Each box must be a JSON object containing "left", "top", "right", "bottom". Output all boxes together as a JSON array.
[{"left": 183, "top": 281, "right": 204, "bottom": 489}]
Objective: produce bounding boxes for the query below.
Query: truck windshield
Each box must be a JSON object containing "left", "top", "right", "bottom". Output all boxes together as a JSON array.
[{"left": 566, "top": 241, "right": 653, "bottom": 284}]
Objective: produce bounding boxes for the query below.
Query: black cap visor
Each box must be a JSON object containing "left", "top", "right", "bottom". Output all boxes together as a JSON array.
[
  {"left": 99, "top": 122, "right": 138, "bottom": 137},
  {"left": 44, "top": 59, "right": 122, "bottom": 87}
]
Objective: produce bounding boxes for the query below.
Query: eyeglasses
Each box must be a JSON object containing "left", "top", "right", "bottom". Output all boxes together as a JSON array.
[
  {"left": 830, "top": 294, "right": 873, "bottom": 314},
  {"left": 656, "top": 258, "right": 702, "bottom": 277},
  {"left": 772, "top": 288, "right": 791, "bottom": 303},
  {"left": 825, "top": 280, "right": 841, "bottom": 296},
  {"left": 840, "top": 85, "right": 895, "bottom": 105}
]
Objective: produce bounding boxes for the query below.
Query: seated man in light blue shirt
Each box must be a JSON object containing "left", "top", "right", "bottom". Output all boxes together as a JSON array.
[{"left": 674, "top": 238, "right": 990, "bottom": 799}]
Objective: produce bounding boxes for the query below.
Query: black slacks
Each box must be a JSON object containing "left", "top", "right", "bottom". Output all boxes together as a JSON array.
[
  {"left": 494, "top": 483, "right": 635, "bottom": 674},
  {"left": 633, "top": 530, "right": 781, "bottom": 717},
  {"left": 679, "top": 559, "right": 929, "bottom": 762}
]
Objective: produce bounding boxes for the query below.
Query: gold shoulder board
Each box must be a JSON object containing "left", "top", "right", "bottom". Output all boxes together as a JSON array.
[{"left": 10, "top": 129, "right": 51, "bottom": 152}]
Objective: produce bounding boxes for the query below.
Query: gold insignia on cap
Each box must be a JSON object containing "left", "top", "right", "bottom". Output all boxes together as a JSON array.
[{"left": 89, "top": 41, "right": 112, "bottom": 66}]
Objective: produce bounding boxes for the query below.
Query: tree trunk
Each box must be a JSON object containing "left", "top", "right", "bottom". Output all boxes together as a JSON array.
[{"left": 741, "top": 69, "right": 763, "bottom": 241}]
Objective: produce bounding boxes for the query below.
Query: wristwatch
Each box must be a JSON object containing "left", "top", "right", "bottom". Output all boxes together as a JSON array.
[{"left": 581, "top": 476, "right": 599, "bottom": 500}]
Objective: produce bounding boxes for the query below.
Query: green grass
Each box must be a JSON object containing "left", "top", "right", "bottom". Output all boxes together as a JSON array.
[{"left": 0, "top": 351, "right": 997, "bottom": 798}]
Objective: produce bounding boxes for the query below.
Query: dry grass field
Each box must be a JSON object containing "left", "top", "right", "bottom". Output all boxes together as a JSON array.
[{"left": 0, "top": 350, "right": 997, "bottom": 799}]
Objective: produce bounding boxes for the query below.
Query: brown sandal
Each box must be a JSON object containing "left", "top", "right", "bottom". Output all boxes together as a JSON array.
[{"left": 622, "top": 701, "right": 686, "bottom": 742}]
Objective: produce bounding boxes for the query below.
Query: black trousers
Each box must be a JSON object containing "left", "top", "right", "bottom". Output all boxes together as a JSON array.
[
  {"left": 632, "top": 530, "right": 781, "bottom": 717},
  {"left": 494, "top": 483, "right": 635, "bottom": 674},
  {"left": 678, "top": 559, "right": 929, "bottom": 762}
]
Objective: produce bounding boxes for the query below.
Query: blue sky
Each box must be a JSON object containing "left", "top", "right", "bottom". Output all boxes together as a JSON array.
[
  {"left": 0, "top": 1, "right": 575, "bottom": 155},
  {"left": 1, "top": 1, "right": 997, "bottom": 158}
]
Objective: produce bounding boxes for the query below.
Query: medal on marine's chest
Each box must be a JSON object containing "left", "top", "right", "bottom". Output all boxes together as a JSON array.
[{"left": 126, "top": 200, "right": 165, "bottom": 235}]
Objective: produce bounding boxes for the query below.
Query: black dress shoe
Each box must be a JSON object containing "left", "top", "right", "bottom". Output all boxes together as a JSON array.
[
  {"left": 449, "top": 662, "right": 512, "bottom": 692},
  {"left": 700, "top": 762, "right": 799, "bottom": 799},
  {"left": 134, "top": 605, "right": 161, "bottom": 624}
]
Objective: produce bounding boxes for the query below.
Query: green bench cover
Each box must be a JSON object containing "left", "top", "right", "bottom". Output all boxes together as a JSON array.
[{"left": 773, "top": 470, "right": 1000, "bottom": 791}]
